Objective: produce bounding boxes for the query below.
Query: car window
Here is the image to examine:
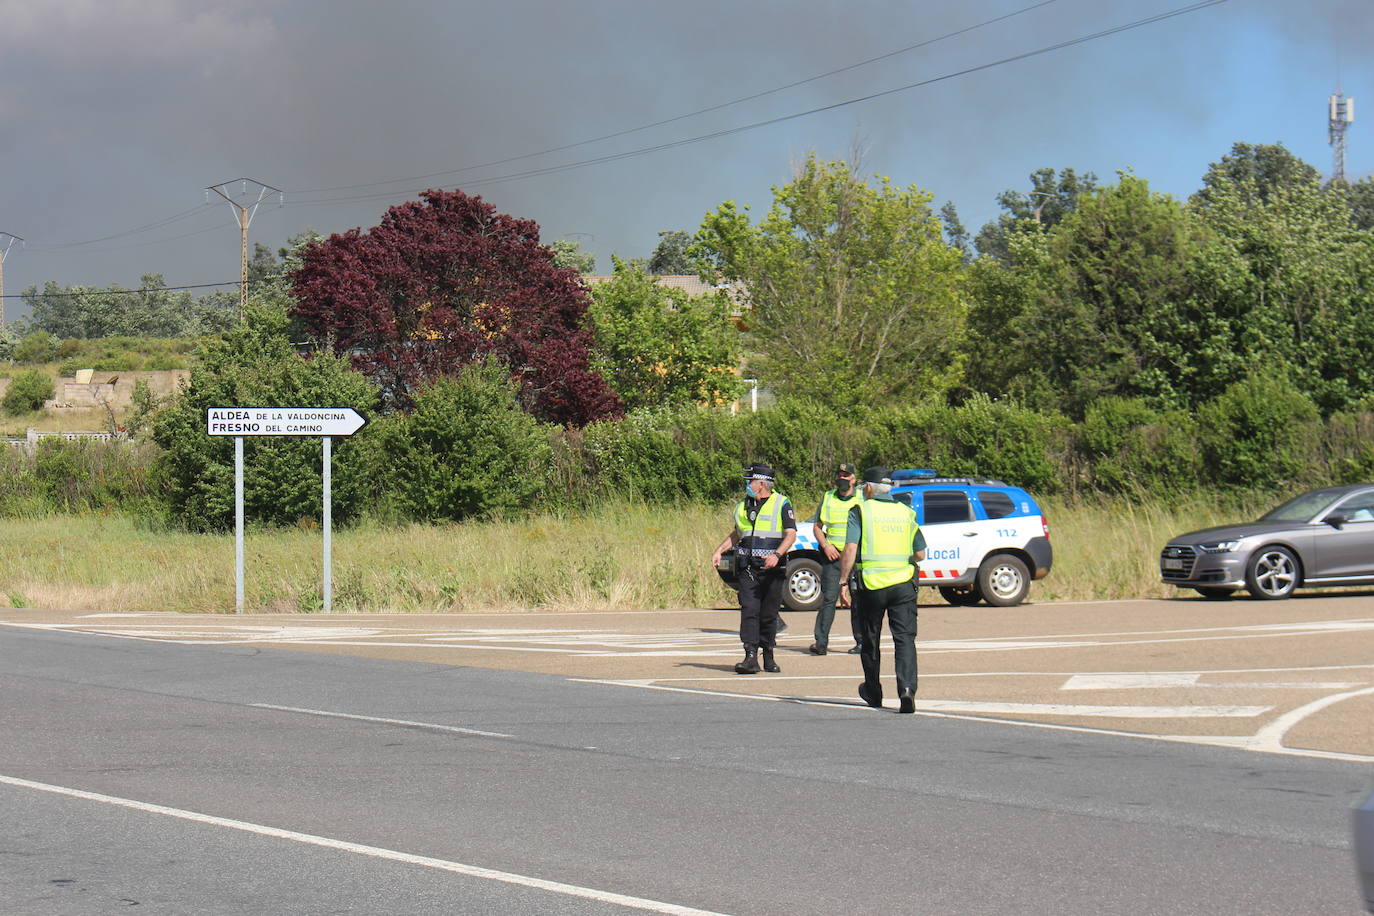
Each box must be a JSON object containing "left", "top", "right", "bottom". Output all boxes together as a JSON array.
[
  {"left": 923, "top": 490, "right": 972, "bottom": 524},
  {"left": 978, "top": 491, "right": 1017, "bottom": 519},
  {"left": 1260, "top": 488, "right": 1345, "bottom": 522},
  {"left": 1335, "top": 493, "right": 1374, "bottom": 522},
  {"left": 894, "top": 492, "right": 914, "bottom": 508}
]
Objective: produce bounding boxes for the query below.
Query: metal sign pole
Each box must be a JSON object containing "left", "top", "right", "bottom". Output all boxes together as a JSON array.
[
  {"left": 235, "top": 436, "right": 244, "bottom": 614},
  {"left": 323, "top": 436, "right": 332, "bottom": 612}
]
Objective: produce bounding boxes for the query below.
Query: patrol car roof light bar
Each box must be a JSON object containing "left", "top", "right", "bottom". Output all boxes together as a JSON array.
[{"left": 891, "top": 469, "right": 938, "bottom": 481}]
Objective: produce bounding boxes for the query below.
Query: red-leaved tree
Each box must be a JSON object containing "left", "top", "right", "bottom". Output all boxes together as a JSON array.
[{"left": 290, "top": 189, "right": 621, "bottom": 426}]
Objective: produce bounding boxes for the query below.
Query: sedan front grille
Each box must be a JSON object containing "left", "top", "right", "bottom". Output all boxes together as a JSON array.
[{"left": 1160, "top": 544, "right": 1197, "bottom": 580}]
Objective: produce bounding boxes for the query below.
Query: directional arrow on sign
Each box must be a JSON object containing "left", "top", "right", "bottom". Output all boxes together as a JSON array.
[{"left": 206, "top": 407, "right": 367, "bottom": 437}]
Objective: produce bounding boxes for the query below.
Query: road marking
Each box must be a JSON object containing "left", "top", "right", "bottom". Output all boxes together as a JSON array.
[
  {"left": 251, "top": 704, "right": 515, "bottom": 739},
  {"left": 909, "top": 700, "right": 1270, "bottom": 718},
  {"left": 1213, "top": 685, "right": 1374, "bottom": 753},
  {"left": 0, "top": 773, "right": 731, "bottom": 916},
  {"left": 1062, "top": 673, "right": 1201, "bottom": 690}
]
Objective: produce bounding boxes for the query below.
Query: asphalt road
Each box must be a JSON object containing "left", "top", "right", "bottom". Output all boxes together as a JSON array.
[{"left": 3, "top": 596, "right": 1373, "bottom": 914}]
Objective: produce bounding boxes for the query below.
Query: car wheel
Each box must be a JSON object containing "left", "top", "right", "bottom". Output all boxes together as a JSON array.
[
  {"left": 1194, "top": 587, "right": 1235, "bottom": 600},
  {"left": 977, "top": 554, "right": 1030, "bottom": 607},
  {"left": 783, "top": 558, "right": 823, "bottom": 612},
  {"left": 1244, "top": 546, "right": 1299, "bottom": 600},
  {"left": 938, "top": 585, "right": 984, "bottom": 606}
]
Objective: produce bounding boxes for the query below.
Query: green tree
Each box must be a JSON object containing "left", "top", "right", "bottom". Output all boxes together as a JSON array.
[
  {"left": 647, "top": 230, "right": 694, "bottom": 274},
  {"left": 1191, "top": 147, "right": 1374, "bottom": 413},
  {"left": 550, "top": 238, "right": 596, "bottom": 274},
  {"left": 587, "top": 257, "right": 741, "bottom": 410},
  {"left": 1192, "top": 142, "right": 1321, "bottom": 210},
  {"left": 2, "top": 369, "right": 54, "bottom": 414},
  {"left": 967, "top": 174, "right": 1235, "bottom": 415},
  {"left": 1342, "top": 176, "right": 1374, "bottom": 230},
  {"left": 151, "top": 300, "right": 380, "bottom": 531},
  {"left": 695, "top": 155, "right": 967, "bottom": 408},
  {"left": 974, "top": 167, "right": 1097, "bottom": 264}
]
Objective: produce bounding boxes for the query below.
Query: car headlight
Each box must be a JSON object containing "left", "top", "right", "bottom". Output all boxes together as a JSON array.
[{"left": 1198, "top": 540, "right": 1240, "bottom": 554}]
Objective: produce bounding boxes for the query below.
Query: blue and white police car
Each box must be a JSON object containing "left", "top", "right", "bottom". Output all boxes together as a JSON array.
[{"left": 716, "top": 469, "right": 1053, "bottom": 610}]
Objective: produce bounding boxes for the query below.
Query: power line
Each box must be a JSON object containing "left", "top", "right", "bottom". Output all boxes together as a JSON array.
[
  {"left": 280, "top": 0, "right": 1233, "bottom": 209},
  {"left": 284, "top": 0, "right": 1063, "bottom": 198},
  {"left": 0, "top": 278, "right": 281, "bottom": 300}
]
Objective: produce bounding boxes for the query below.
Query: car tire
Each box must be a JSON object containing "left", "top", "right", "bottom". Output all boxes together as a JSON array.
[
  {"left": 783, "top": 558, "right": 823, "bottom": 612},
  {"left": 977, "top": 554, "right": 1030, "bottom": 607},
  {"left": 1244, "top": 546, "right": 1300, "bottom": 600},
  {"left": 938, "top": 585, "right": 984, "bottom": 606},
  {"left": 1194, "top": 587, "right": 1235, "bottom": 600}
]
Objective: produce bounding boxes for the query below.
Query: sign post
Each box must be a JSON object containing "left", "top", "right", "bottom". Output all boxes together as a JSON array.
[{"left": 207, "top": 407, "right": 367, "bottom": 613}]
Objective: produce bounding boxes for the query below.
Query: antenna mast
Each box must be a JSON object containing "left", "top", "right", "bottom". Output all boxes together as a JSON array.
[{"left": 1329, "top": 89, "right": 1355, "bottom": 184}]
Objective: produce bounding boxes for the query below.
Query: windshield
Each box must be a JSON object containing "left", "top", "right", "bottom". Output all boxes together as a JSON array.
[{"left": 1260, "top": 488, "right": 1342, "bottom": 523}]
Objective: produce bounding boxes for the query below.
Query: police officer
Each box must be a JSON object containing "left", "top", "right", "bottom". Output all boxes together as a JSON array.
[
  {"left": 711, "top": 463, "right": 797, "bottom": 674},
  {"left": 838, "top": 466, "right": 926, "bottom": 713},
  {"left": 809, "top": 463, "right": 863, "bottom": 656}
]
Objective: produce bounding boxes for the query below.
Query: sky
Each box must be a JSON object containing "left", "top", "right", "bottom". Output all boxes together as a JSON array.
[{"left": 1, "top": 0, "right": 1370, "bottom": 321}]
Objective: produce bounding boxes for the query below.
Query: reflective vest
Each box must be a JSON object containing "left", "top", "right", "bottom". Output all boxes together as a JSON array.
[
  {"left": 817, "top": 488, "right": 861, "bottom": 549},
  {"left": 735, "top": 492, "right": 788, "bottom": 558},
  {"left": 856, "top": 499, "right": 920, "bottom": 589}
]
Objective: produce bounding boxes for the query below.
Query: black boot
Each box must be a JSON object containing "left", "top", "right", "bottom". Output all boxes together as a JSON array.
[
  {"left": 761, "top": 646, "right": 780, "bottom": 673},
  {"left": 898, "top": 687, "right": 916, "bottom": 714},
  {"left": 734, "top": 646, "right": 761, "bottom": 674}
]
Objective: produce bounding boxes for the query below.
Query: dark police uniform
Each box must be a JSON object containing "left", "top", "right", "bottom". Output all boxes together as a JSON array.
[{"left": 734, "top": 488, "right": 797, "bottom": 657}]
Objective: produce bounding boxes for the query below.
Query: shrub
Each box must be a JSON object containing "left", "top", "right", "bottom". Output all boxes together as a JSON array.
[
  {"left": 13, "top": 330, "right": 58, "bottom": 365},
  {"left": 370, "top": 363, "right": 554, "bottom": 521},
  {"left": 2, "top": 369, "right": 54, "bottom": 414},
  {"left": 151, "top": 301, "right": 380, "bottom": 530},
  {"left": 1197, "top": 371, "right": 1321, "bottom": 489},
  {"left": 1078, "top": 397, "right": 1202, "bottom": 495}
]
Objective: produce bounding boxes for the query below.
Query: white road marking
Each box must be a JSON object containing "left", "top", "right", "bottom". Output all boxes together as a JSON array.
[
  {"left": 251, "top": 704, "right": 515, "bottom": 739},
  {"left": 1062, "top": 673, "right": 1201, "bottom": 690},
  {"left": 1212, "top": 685, "right": 1374, "bottom": 753},
  {"left": 909, "top": 700, "right": 1270, "bottom": 718},
  {"left": 0, "top": 773, "right": 731, "bottom": 916}
]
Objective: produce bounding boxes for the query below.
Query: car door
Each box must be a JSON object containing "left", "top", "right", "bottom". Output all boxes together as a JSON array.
[
  {"left": 914, "top": 489, "right": 979, "bottom": 581},
  {"left": 1310, "top": 490, "right": 1374, "bottom": 580}
]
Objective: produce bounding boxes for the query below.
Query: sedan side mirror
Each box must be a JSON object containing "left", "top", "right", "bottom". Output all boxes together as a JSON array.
[{"left": 1324, "top": 513, "right": 1348, "bottom": 529}]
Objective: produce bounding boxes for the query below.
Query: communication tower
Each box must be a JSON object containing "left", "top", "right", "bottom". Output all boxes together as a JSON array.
[{"left": 1329, "top": 90, "right": 1355, "bottom": 183}]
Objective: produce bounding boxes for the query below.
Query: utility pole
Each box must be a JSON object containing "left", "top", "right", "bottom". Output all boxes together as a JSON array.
[
  {"left": 0, "top": 233, "right": 23, "bottom": 329},
  {"left": 207, "top": 179, "right": 281, "bottom": 322}
]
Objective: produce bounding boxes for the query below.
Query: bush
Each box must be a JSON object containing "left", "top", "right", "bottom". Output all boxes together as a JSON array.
[
  {"left": 370, "top": 363, "right": 554, "bottom": 521},
  {"left": 151, "top": 301, "right": 380, "bottom": 531},
  {"left": 13, "top": 330, "right": 58, "bottom": 365},
  {"left": 1197, "top": 371, "right": 1321, "bottom": 489},
  {"left": 1078, "top": 397, "right": 1202, "bottom": 495},
  {"left": 2, "top": 369, "right": 54, "bottom": 414}
]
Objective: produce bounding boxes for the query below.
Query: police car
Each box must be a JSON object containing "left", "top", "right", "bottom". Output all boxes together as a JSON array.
[{"left": 715, "top": 469, "right": 1052, "bottom": 610}]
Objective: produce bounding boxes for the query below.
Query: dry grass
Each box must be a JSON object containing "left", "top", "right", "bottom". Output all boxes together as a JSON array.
[{"left": 0, "top": 495, "right": 1262, "bottom": 614}]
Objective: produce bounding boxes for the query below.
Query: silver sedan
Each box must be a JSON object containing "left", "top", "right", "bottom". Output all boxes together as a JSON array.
[{"left": 1160, "top": 484, "right": 1374, "bottom": 600}]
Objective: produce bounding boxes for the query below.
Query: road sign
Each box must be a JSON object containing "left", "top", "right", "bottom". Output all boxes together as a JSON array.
[
  {"left": 205, "top": 406, "right": 367, "bottom": 613},
  {"left": 207, "top": 407, "right": 366, "bottom": 438}
]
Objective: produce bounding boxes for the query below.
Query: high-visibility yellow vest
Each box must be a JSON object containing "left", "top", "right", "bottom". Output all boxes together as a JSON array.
[
  {"left": 735, "top": 492, "right": 788, "bottom": 557},
  {"left": 818, "top": 488, "right": 861, "bottom": 548},
  {"left": 857, "top": 499, "right": 920, "bottom": 589}
]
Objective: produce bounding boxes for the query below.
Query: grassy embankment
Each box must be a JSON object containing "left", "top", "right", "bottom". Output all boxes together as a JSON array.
[{"left": 0, "top": 493, "right": 1262, "bottom": 614}]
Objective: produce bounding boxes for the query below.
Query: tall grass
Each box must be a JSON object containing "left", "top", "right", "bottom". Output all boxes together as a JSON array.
[{"left": 0, "top": 495, "right": 1267, "bottom": 613}]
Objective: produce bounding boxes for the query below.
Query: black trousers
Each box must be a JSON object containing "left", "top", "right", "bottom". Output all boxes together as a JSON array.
[
  {"left": 813, "top": 557, "right": 862, "bottom": 648},
  {"left": 855, "top": 579, "right": 919, "bottom": 695},
  {"left": 738, "top": 567, "right": 782, "bottom": 648}
]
